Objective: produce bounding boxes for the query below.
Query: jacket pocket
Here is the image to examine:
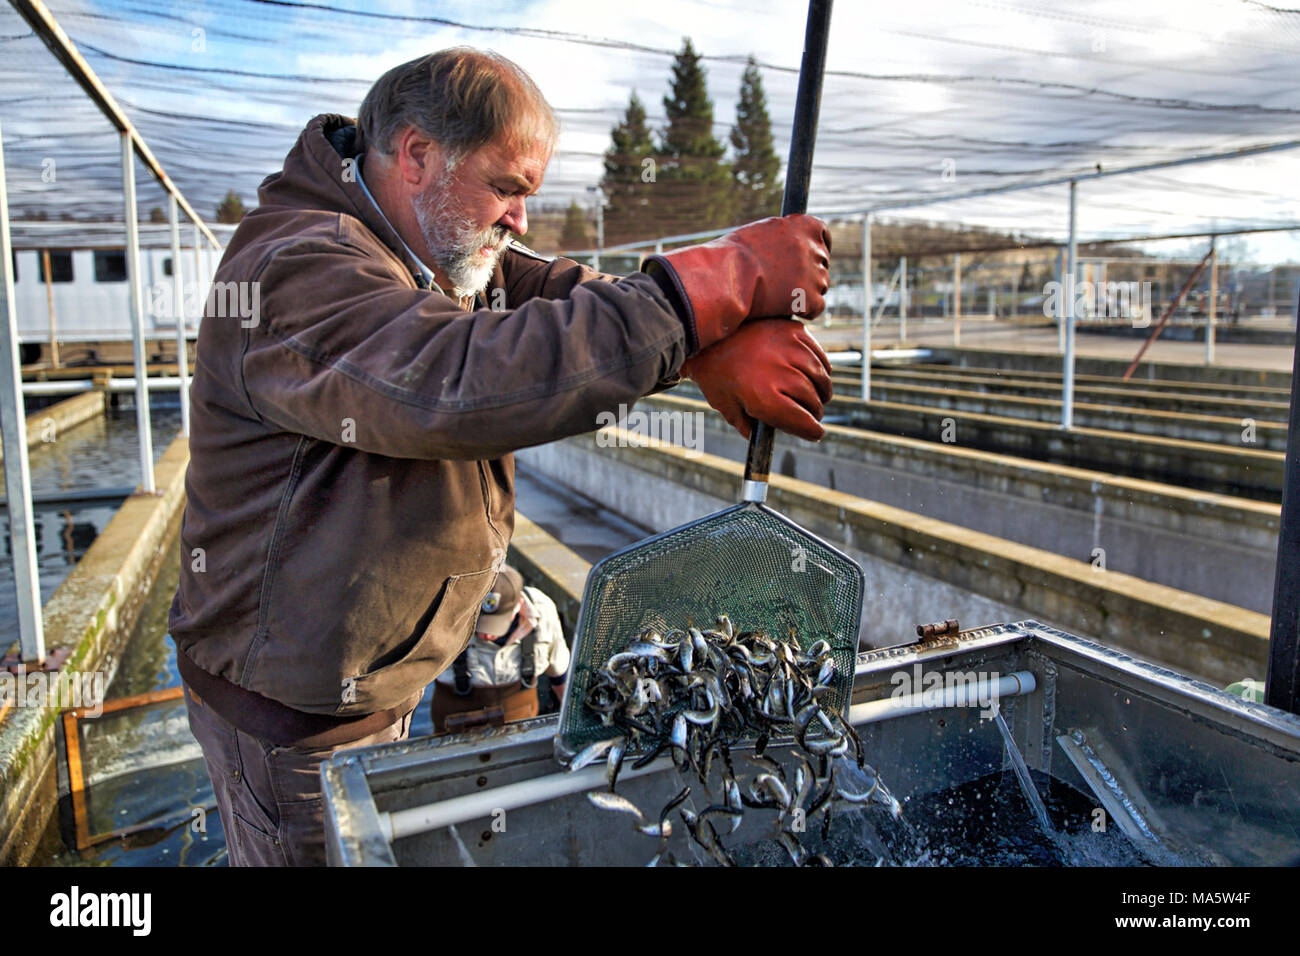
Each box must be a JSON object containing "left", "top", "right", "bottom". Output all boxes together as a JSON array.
[{"left": 342, "top": 566, "right": 497, "bottom": 714}]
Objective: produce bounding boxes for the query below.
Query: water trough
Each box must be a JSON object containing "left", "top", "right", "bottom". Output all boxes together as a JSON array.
[{"left": 321, "top": 620, "right": 1300, "bottom": 866}]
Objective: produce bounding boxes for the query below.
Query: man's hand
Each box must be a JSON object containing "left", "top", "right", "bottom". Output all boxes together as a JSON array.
[
  {"left": 644, "top": 214, "right": 831, "bottom": 353},
  {"left": 681, "top": 318, "right": 833, "bottom": 442}
]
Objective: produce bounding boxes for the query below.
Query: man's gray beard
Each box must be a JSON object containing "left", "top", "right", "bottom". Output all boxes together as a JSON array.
[{"left": 413, "top": 175, "right": 510, "bottom": 299}]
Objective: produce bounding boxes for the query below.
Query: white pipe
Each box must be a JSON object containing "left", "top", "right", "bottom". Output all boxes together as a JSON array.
[
  {"left": 22, "top": 377, "right": 184, "bottom": 395},
  {"left": 169, "top": 195, "right": 191, "bottom": 437},
  {"left": 870, "top": 348, "right": 931, "bottom": 363},
  {"left": 1061, "top": 180, "right": 1078, "bottom": 430},
  {"left": 380, "top": 669, "right": 1037, "bottom": 843},
  {"left": 385, "top": 755, "right": 673, "bottom": 842},
  {"left": 847, "top": 671, "right": 1036, "bottom": 725},
  {"left": 121, "top": 132, "right": 155, "bottom": 493},
  {"left": 0, "top": 121, "right": 45, "bottom": 662},
  {"left": 828, "top": 348, "right": 932, "bottom": 368}
]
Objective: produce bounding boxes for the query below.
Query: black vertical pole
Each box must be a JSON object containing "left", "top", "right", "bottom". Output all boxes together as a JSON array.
[
  {"left": 1266, "top": 287, "right": 1300, "bottom": 715},
  {"left": 743, "top": 0, "right": 833, "bottom": 491}
]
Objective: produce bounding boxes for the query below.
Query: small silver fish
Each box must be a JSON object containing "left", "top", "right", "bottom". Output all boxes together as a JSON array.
[
  {"left": 805, "top": 732, "right": 848, "bottom": 756},
  {"left": 636, "top": 820, "right": 673, "bottom": 838},
  {"left": 569, "top": 738, "right": 616, "bottom": 771},
  {"left": 777, "top": 830, "right": 806, "bottom": 866},
  {"left": 684, "top": 696, "right": 719, "bottom": 727},
  {"left": 587, "top": 790, "right": 647, "bottom": 822},
  {"left": 835, "top": 781, "right": 880, "bottom": 804},
  {"left": 756, "top": 773, "right": 792, "bottom": 810},
  {"left": 724, "top": 776, "right": 743, "bottom": 813},
  {"left": 606, "top": 737, "right": 627, "bottom": 789},
  {"left": 609, "top": 651, "right": 657, "bottom": 671},
  {"left": 679, "top": 634, "right": 694, "bottom": 672},
  {"left": 671, "top": 713, "right": 688, "bottom": 751},
  {"left": 793, "top": 762, "right": 812, "bottom": 813},
  {"left": 627, "top": 679, "right": 650, "bottom": 716},
  {"left": 701, "top": 805, "right": 743, "bottom": 836},
  {"left": 690, "top": 627, "right": 709, "bottom": 662}
]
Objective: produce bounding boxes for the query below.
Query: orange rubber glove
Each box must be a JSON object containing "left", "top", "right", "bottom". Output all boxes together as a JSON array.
[
  {"left": 680, "top": 318, "right": 833, "bottom": 442},
  {"left": 643, "top": 214, "right": 831, "bottom": 353}
]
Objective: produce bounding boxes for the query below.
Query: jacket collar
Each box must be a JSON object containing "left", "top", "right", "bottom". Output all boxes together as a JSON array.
[
  {"left": 354, "top": 159, "right": 438, "bottom": 291},
  {"left": 256, "top": 113, "right": 435, "bottom": 292}
]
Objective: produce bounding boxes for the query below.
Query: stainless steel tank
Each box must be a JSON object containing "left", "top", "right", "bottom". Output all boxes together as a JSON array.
[{"left": 322, "top": 621, "right": 1300, "bottom": 866}]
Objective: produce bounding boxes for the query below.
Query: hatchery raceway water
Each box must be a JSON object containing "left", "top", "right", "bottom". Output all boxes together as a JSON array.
[{"left": 0, "top": 399, "right": 182, "bottom": 636}]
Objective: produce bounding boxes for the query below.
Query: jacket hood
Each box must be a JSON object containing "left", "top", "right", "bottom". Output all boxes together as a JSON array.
[{"left": 249, "top": 113, "right": 426, "bottom": 284}]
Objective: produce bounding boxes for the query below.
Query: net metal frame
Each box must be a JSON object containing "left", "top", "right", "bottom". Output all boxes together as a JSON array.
[{"left": 557, "top": 502, "right": 865, "bottom": 756}]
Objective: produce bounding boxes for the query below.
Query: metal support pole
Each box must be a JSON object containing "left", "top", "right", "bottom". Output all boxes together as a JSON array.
[
  {"left": 202, "top": 243, "right": 213, "bottom": 309},
  {"left": 121, "top": 132, "right": 155, "bottom": 494},
  {"left": 1062, "top": 180, "right": 1078, "bottom": 430},
  {"left": 191, "top": 220, "right": 202, "bottom": 327},
  {"left": 587, "top": 186, "right": 604, "bottom": 273},
  {"left": 861, "top": 214, "right": 871, "bottom": 401},
  {"left": 953, "top": 252, "right": 961, "bottom": 345},
  {"left": 169, "top": 195, "right": 191, "bottom": 437},
  {"left": 1057, "top": 247, "right": 1067, "bottom": 353},
  {"left": 1206, "top": 238, "right": 1217, "bottom": 365},
  {"left": 41, "top": 249, "right": 59, "bottom": 367},
  {"left": 898, "top": 255, "right": 907, "bottom": 343},
  {"left": 0, "top": 123, "right": 46, "bottom": 662},
  {"left": 1265, "top": 284, "right": 1300, "bottom": 716}
]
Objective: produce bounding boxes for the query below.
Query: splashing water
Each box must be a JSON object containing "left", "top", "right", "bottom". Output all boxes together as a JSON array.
[
  {"left": 446, "top": 825, "right": 478, "bottom": 867},
  {"left": 992, "top": 707, "right": 1056, "bottom": 838}
]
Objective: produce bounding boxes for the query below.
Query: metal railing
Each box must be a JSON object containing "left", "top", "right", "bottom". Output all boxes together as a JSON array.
[{"left": 1, "top": 0, "right": 222, "bottom": 664}]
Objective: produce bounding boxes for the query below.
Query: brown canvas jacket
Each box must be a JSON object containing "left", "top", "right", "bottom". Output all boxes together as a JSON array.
[{"left": 168, "top": 113, "right": 688, "bottom": 719}]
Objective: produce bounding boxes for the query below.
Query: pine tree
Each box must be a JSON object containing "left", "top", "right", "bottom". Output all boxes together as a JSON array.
[
  {"left": 601, "top": 92, "right": 659, "bottom": 246},
  {"left": 560, "top": 201, "right": 590, "bottom": 249},
  {"left": 216, "top": 190, "right": 246, "bottom": 224},
  {"left": 730, "top": 56, "right": 783, "bottom": 223},
  {"left": 656, "top": 38, "right": 736, "bottom": 236}
]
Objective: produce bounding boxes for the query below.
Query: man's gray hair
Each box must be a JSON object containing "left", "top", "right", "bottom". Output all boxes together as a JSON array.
[{"left": 358, "top": 47, "right": 558, "bottom": 167}]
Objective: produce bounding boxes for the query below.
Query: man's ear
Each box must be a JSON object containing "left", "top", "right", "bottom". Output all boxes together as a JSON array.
[{"left": 394, "top": 126, "right": 442, "bottom": 187}]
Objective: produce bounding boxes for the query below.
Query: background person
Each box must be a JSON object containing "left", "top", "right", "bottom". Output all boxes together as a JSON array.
[{"left": 430, "top": 565, "right": 568, "bottom": 733}]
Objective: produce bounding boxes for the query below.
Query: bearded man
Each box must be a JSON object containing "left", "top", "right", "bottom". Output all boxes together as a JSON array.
[{"left": 169, "top": 47, "right": 833, "bottom": 866}]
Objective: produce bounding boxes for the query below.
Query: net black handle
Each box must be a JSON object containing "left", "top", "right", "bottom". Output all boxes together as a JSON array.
[{"left": 742, "top": 0, "right": 833, "bottom": 500}]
